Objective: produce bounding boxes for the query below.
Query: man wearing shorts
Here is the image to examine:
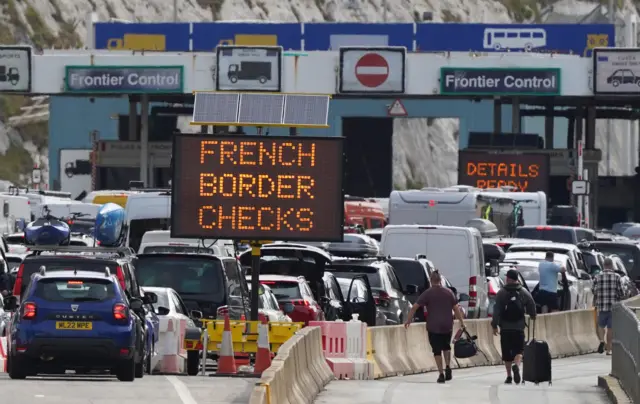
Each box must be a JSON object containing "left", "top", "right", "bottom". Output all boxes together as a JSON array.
[
  {"left": 405, "top": 270, "right": 465, "bottom": 384},
  {"left": 492, "top": 269, "right": 537, "bottom": 384},
  {"left": 536, "top": 252, "right": 566, "bottom": 312},
  {"left": 593, "top": 257, "right": 624, "bottom": 355}
]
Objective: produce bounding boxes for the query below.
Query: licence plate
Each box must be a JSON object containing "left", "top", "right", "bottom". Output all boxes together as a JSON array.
[{"left": 55, "top": 321, "right": 93, "bottom": 330}]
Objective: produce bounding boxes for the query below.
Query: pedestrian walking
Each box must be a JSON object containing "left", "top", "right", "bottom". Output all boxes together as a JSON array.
[
  {"left": 405, "top": 270, "right": 465, "bottom": 383},
  {"left": 593, "top": 257, "right": 624, "bottom": 355},
  {"left": 535, "top": 252, "right": 566, "bottom": 313},
  {"left": 492, "top": 269, "right": 537, "bottom": 384}
]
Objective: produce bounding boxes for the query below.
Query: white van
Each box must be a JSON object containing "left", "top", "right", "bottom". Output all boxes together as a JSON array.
[
  {"left": 380, "top": 224, "right": 488, "bottom": 318},
  {"left": 0, "top": 195, "right": 30, "bottom": 232},
  {"left": 39, "top": 201, "right": 102, "bottom": 221},
  {"left": 124, "top": 192, "right": 171, "bottom": 252},
  {"left": 138, "top": 230, "right": 234, "bottom": 256}
]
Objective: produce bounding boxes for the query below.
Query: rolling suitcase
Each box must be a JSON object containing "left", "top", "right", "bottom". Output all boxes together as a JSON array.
[{"left": 522, "top": 319, "right": 552, "bottom": 385}]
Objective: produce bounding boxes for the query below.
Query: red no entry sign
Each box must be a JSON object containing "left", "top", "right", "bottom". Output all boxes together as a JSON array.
[{"left": 355, "top": 53, "right": 389, "bottom": 88}]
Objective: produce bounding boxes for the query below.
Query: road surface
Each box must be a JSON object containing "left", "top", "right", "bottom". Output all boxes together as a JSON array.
[{"left": 315, "top": 354, "right": 611, "bottom": 404}]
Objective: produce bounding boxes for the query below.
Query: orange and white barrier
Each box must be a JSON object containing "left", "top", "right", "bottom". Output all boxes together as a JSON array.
[
  {"left": 310, "top": 315, "right": 373, "bottom": 380},
  {"left": 154, "top": 315, "right": 187, "bottom": 374},
  {"left": 254, "top": 314, "right": 271, "bottom": 375},
  {"left": 0, "top": 336, "right": 7, "bottom": 373}
]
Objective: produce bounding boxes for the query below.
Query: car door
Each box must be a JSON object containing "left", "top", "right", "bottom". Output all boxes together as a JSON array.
[
  {"left": 324, "top": 276, "right": 346, "bottom": 321},
  {"left": 385, "top": 266, "right": 411, "bottom": 320},
  {"left": 565, "top": 259, "right": 581, "bottom": 309},
  {"left": 572, "top": 250, "right": 591, "bottom": 309},
  {"left": 344, "top": 276, "right": 377, "bottom": 326}
]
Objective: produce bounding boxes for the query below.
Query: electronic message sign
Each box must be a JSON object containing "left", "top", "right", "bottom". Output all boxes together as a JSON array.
[
  {"left": 458, "top": 150, "right": 550, "bottom": 193},
  {"left": 171, "top": 134, "right": 344, "bottom": 241}
]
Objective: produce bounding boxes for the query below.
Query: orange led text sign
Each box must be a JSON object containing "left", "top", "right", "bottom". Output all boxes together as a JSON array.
[
  {"left": 457, "top": 150, "right": 550, "bottom": 192},
  {"left": 170, "top": 134, "right": 344, "bottom": 241}
]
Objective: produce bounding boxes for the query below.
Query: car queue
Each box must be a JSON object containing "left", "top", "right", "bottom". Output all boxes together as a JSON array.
[{"left": 1, "top": 186, "right": 640, "bottom": 382}]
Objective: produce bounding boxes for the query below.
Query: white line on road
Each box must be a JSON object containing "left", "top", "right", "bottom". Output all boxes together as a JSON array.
[{"left": 165, "top": 375, "right": 198, "bottom": 404}]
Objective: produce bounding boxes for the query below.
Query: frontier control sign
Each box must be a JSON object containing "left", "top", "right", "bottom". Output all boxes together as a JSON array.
[
  {"left": 171, "top": 134, "right": 344, "bottom": 241},
  {"left": 440, "top": 68, "right": 560, "bottom": 96},
  {"left": 65, "top": 66, "right": 184, "bottom": 93}
]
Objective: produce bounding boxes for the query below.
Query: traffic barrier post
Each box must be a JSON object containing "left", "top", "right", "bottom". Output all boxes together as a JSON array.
[
  {"left": 200, "top": 328, "right": 209, "bottom": 376},
  {"left": 156, "top": 316, "right": 187, "bottom": 374},
  {"left": 0, "top": 336, "right": 6, "bottom": 373}
]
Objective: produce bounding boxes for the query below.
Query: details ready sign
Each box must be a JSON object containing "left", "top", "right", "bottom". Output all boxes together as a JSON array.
[
  {"left": 65, "top": 66, "right": 184, "bottom": 93},
  {"left": 440, "top": 67, "right": 560, "bottom": 96},
  {"left": 593, "top": 48, "right": 640, "bottom": 95},
  {"left": 0, "top": 46, "right": 32, "bottom": 93}
]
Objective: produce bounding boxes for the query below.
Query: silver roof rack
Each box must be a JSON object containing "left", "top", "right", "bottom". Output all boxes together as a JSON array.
[{"left": 28, "top": 245, "right": 134, "bottom": 256}]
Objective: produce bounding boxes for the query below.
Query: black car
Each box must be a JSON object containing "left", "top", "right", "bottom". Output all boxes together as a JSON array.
[{"left": 590, "top": 241, "right": 640, "bottom": 285}]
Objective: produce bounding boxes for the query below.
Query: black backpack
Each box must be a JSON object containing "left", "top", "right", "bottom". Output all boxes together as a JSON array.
[{"left": 502, "top": 290, "right": 525, "bottom": 322}]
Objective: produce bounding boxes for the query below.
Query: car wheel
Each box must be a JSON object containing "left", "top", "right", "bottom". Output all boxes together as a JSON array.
[
  {"left": 134, "top": 353, "right": 144, "bottom": 379},
  {"left": 8, "top": 355, "right": 28, "bottom": 380},
  {"left": 145, "top": 343, "right": 153, "bottom": 375},
  {"left": 187, "top": 350, "right": 200, "bottom": 376},
  {"left": 117, "top": 356, "right": 136, "bottom": 382}
]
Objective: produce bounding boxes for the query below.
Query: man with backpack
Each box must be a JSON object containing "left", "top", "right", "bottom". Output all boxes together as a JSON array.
[{"left": 492, "top": 269, "right": 537, "bottom": 384}]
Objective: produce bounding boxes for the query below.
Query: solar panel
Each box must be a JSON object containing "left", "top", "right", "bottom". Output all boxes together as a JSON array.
[
  {"left": 192, "top": 92, "right": 239, "bottom": 124},
  {"left": 190, "top": 92, "right": 330, "bottom": 127}
]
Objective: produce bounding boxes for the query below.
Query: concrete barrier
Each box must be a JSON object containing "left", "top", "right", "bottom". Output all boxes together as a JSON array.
[
  {"left": 365, "top": 309, "right": 600, "bottom": 379},
  {"left": 249, "top": 326, "right": 333, "bottom": 404}
]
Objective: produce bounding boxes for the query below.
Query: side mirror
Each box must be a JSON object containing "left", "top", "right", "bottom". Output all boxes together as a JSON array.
[
  {"left": 143, "top": 291, "right": 158, "bottom": 304},
  {"left": 282, "top": 302, "right": 295, "bottom": 314},
  {"left": 405, "top": 284, "right": 419, "bottom": 295},
  {"left": 156, "top": 306, "right": 170, "bottom": 316},
  {"left": 129, "top": 298, "right": 143, "bottom": 311},
  {"left": 190, "top": 310, "right": 203, "bottom": 319},
  {"left": 578, "top": 270, "right": 592, "bottom": 280},
  {"left": 458, "top": 293, "right": 470, "bottom": 302},
  {"left": 3, "top": 295, "right": 17, "bottom": 311}
]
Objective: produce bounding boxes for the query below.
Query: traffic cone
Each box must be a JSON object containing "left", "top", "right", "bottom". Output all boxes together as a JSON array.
[
  {"left": 235, "top": 313, "right": 250, "bottom": 366},
  {"left": 216, "top": 314, "right": 237, "bottom": 375},
  {"left": 254, "top": 313, "right": 271, "bottom": 375}
]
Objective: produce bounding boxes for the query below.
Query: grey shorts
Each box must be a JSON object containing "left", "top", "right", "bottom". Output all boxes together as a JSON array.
[{"left": 598, "top": 310, "right": 613, "bottom": 329}]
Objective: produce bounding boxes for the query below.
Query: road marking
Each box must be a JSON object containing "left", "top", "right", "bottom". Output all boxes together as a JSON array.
[
  {"left": 165, "top": 376, "right": 198, "bottom": 404},
  {"left": 34, "top": 395, "right": 44, "bottom": 398}
]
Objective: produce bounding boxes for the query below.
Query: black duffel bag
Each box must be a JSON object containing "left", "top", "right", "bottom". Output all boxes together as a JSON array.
[{"left": 454, "top": 328, "right": 479, "bottom": 359}]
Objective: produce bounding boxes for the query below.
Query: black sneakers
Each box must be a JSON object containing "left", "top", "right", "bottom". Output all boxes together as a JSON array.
[
  {"left": 437, "top": 373, "right": 445, "bottom": 383},
  {"left": 505, "top": 376, "right": 513, "bottom": 384},
  {"left": 512, "top": 364, "right": 521, "bottom": 385},
  {"left": 445, "top": 367, "right": 452, "bottom": 381},
  {"left": 598, "top": 342, "right": 605, "bottom": 354}
]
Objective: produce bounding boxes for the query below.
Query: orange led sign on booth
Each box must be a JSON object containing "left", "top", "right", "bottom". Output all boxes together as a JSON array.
[
  {"left": 457, "top": 150, "right": 550, "bottom": 193},
  {"left": 171, "top": 134, "right": 344, "bottom": 241}
]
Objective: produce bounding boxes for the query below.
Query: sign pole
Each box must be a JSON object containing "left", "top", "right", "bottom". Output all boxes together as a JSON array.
[
  {"left": 577, "top": 137, "right": 584, "bottom": 227},
  {"left": 250, "top": 241, "right": 262, "bottom": 321},
  {"left": 583, "top": 169, "right": 590, "bottom": 228}
]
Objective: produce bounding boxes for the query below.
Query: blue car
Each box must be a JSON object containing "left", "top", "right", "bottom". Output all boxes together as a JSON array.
[
  {"left": 143, "top": 301, "right": 159, "bottom": 372},
  {"left": 5, "top": 268, "right": 145, "bottom": 381}
]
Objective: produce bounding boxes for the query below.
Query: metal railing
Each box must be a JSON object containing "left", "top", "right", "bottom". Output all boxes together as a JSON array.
[{"left": 612, "top": 301, "right": 640, "bottom": 403}]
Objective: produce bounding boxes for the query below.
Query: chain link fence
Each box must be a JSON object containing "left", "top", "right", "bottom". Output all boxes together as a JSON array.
[{"left": 612, "top": 300, "right": 640, "bottom": 403}]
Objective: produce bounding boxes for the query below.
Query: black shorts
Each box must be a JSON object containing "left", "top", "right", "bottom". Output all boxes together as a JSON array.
[
  {"left": 500, "top": 330, "right": 525, "bottom": 362},
  {"left": 428, "top": 332, "right": 452, "bottom": 355},
  {"left": 535, "top": 290, "right": 559, "bottom": 311}
]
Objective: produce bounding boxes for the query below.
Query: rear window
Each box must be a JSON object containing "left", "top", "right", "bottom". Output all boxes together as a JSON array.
[
  {"left": 7, "top": 257, "right": 22, "bottom": 271},
  {"left": 260, "top": 281, "right": 301, "bottom": 300},
  {"left": 328, "top": 269, "right": 381, "bottom": 288},
  {"left": 515, "top": 228, "right": 575, "bottom": 244},
  {"left": 33, "top": 278, "right": 116, "bottom": 302},
  {"left": 499, "top": 265, "right": 539, "bottom": 282},
  {"left": 387, "top": 259, "right": 428, "bottom": 289},
  {"left": 22, "top": 260, "right": 117, "bottom": 289},
  {"left": 592, "top": 244, "right": 638, "bottom": 274},
  {"left": 142, "top": 246, "right": 215, "bottom": 254},
  {"left": 134, "top": 256, "right": 225, "bottom": 302}
]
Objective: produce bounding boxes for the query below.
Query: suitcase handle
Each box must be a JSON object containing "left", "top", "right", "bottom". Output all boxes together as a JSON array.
[{"left": 528, "top": 318, "right": 536, "bottom": 340}]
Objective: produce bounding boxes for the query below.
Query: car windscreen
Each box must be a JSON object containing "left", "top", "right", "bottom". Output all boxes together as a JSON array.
[
  {"left": 336, "top": 278, "right": 366, "bottom": 299},
  {"left": 328, "top": 269, "right": 381, "bottom": 288},
  {"left": 134, "top": 256, "right": 225, "bottom": 302},
  {"left": 260, "top": 281, "right": 301, "bottom": 300},
  {"left": 142, "top": 246, "right": 215, "bottom": 254},
  {"left": 33, "top": 278, "right": 116, "bottom": 302},
  {"left": 582, "top": 253, "right": 600, "bottom": 270},
  {"left": 387, "top": 259, "right": 428, "bottom": 289},
  {"left": 592, "top": 245, "right": 637, "bottom": 274},
  {"left": 499, "top": 265, "right": 540, "bottom": 283},
  {"left": 515, "top": 228, "right": 574, "bottom": 244}
]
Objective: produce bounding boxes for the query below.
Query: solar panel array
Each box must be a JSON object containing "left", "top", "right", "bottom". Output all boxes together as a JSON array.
[{"left": 191, "top": 92, "right": 330, "bottom": 127}]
